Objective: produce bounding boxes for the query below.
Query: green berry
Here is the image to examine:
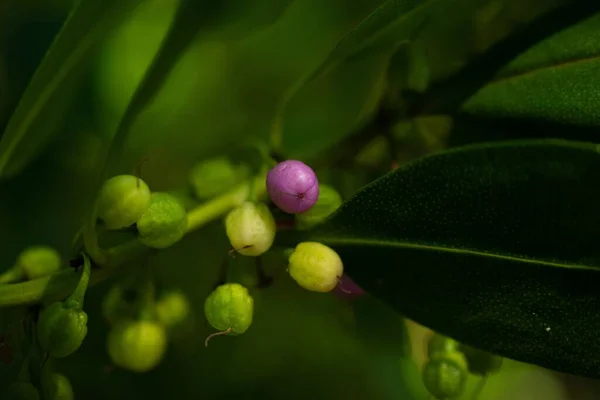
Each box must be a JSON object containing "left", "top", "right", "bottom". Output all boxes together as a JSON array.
[
  {"left": 224, "top": 201, "right": 276, "bottom": 256},
  {"left": 189, "top": 157, "right": 250, "bottom": 200},
  {"left": 97, "top": 175, "right": 152, "bottom": 230},
  {"left": 137, "top": 192, "right": 188, "bottom": 249},
  {"left": 296, "top": 184, "right": 342, "bottom": 230},
  {"left": 107, "top": 319, "right": 167, "bottom": 373},
  {"left": 2, "top": 382, "right": 40, "bottom": 400},
  {"left": 102, "top": 284, "right": 137, "bottom": 325},
  {"left": 37, "top": 301, "right": 88, "bottom": 358},
  {"left": 41, "top": 373, "right": 74, "bottom": 400},
  {"left": 287, "top": 242, "right": 343, "bottom": 292},
  {"left": 204, "top": 283, "right": 253, "bottom": 344},
  {"left": 459, "top": 343, "right": 503, "bottom": 376},
  {"left": 155, "top": 289, "right": 190, "bottom": 329},
  {"left": 422, "top": 352, "right": 468, "bottom": 400},
  {"left": 17, "top": 246, "right": 62, "bottom": 280},
  {"left": 427, "top": 333, "right": 460, "bottom": 360}
]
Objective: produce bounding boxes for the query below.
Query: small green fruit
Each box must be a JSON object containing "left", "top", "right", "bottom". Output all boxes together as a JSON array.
[
  {"left": 204, "top": 283, "right": 253, "bottom": 344},
  {"left": 17, "top": 246, "right": 62, "bottom": 280},
  {"left": 41, "top": 373, "right": 74, "bottom": 400},
  {"left": 459, "top": 343, "right": 503, "bottom": 376},
  {"left": 137, "top": 192, "right": 188, "bottom": 249},
  {"left": 107, "top": 319, "right": 167, "bottom": 373},
  {"left": 296, "top": 184, "right": 342, "bottom": 230},
  {"left": 155, "top": 289, "right": 190, "bottom": 329},
  {"left": 427, "top": 333, "right": 460, "bottom": 360},
  {"left": 224, "top": 201, "right": 276, "bottom": 256},
  {"left": 288, "top": 242, "right": 343, "bottom": 292},
  {"left": 37, "top": 301, "right": 88, "bottom": 358},
  {"left": 2, "top": 382, "right": 41, "bottom": 400},
  {"left": 422, "top": 352, "right": 468, "bottom": 400},
  {"left": 189, "top": 157, "right": 250, "bottom": 200},
  {"left": 102, "top": 284, "right": 137, "bottom": 325},
  {"left": 97, "top": 175, "right": 152, "bottom": 230}
]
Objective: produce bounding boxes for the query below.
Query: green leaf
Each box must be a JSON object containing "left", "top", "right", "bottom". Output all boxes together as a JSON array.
[
  {"left": 277, "top": 139, "right": 600, "bottom": 379},
  {"left": 0, "top": 0, "right": 141, "bottom": 179},
  {"left": 462, "top": 8, "right": 600, "bottom": 125}
]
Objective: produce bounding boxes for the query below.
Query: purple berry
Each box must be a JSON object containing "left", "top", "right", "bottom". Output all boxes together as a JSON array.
[{"left": 266, "top": 160, "right": 319, "bottom": 214}]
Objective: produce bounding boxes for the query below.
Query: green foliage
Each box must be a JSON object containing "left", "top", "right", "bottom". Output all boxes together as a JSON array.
[{"left": 278, "top": 139, "right": 600, "bottom": 378}]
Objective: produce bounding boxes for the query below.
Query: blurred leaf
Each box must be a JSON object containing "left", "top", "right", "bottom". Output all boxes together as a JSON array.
[
  {"left": 277, "top": 139, "right": 600, "bottom": 379},
  {"left": 463, "top": 11, "right": 600, "bottom": 126},
  {"left": 0, "top": 0, "right": 141, "bottom": 179}
]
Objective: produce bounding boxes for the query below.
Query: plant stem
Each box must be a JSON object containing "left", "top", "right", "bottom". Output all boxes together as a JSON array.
[
  {"left": 0, "top": 173, "right": 267, "bottom": 308},
  {"left": 0, "top": 266, "right": 23, "bottom": 284},
  {"left": 82, "top": 203, "right": 107, "bottom": 266},
  {"left": 66, "top": 253, "right": 91, "bottom": 309}
]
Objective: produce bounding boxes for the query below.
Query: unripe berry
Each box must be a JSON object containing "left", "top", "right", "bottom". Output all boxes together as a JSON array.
[
  {"left": 97, "top": 175, "right": 151, "bottom": 230},
  {"left": 189, "top": 157, "right": 250, "bottom": 200},
  {"left": 296, "top": 184, "right": 342, "bottom": 229},
  {"left": 287, "top": 242, "right": 343, "bottom": 292},
  {"left": 41, "top": 372, "right": 74, "bottom": 400},
  {"left": 204, "top": 283, "right": 253, "bottom": 345},
  {"left": 136, "top": 192, "right": 188, "bottom": 249},
  {"left": 459, "top": 343, "right": 503, "bottom": 376},
  {"left": 225, "top": 201, "right": 276, "bottom": 256},
  {"left": 155, "top": 289, "right": 190, "bottom": 329},
  {"left": 2, "top": 382, "right": 40, "bottom": 400},
  {"left": 266, "top": 160, "right": 319, "bottom": 214},
  {"left": 422, "top": 352, "right": 468, "bottom": 400},
  {"left": 102, "top": 284, "right": 137, "bottom": 325},
  {"left": 37, "top": 301, "right": 88, "bottom": 358},
  {"left": 107, "top": 320, "right": 167, "bottom": 373},
  {"left": 17, "top": 246, "right": 62, "bottom": 280},
  {"left": 428, "top": 333, "right": 460, "bottom": 360}
]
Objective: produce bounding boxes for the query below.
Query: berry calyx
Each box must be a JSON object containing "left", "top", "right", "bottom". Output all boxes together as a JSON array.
[
  {"left": 136, "top": 192, "right": 188, "bottom": 249},
  {"left": 107, "top": 319, "right": 167, "bottom": 373},
  {"left": 96, "top": 175, "right": 151, "bottom": 230},
  {"left": 266, "top": 160, "right": 319, "bottom": 214},
  {"left": 287, "top": 242, "right": 343, "bottom": 293},
  {"left": 204, "top": 283, "right": 253, "bottom": 346},
  {"left": 224, "top": 201, "right": 276, "bottom": 256},
  {"left": 295, "top": 184, "right": 342, "bottom": 229}
]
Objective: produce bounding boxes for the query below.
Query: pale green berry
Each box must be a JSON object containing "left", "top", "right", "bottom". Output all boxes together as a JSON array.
[
  {"left": 17, "top": 246, "right": 62, "bottom": 280},
  {"left": 102, "top": 283, "right": 137, "bottom": 325},
  {"left": 427, "top": 333, "right": 460, "bottom": 360},
  {"left": 225, "top": 201, "right": 276, "bottom": 256},
  {"left": 155, "top": 289, "right": 190, "bottom": 329},
  {"left": 107, "top": 319, "right": 167, "bottom": 373},
  {"left": 189, "top": 157, "right": 250, "bottom": 200},
  {"left": 137, "top": 192, "right": 188, "bottom": 249},
  {"left": 422, "top": 351, "right": 468, "bottom": 400},
  {"left": 288, "top": 242, "right": 343, "bottom": 292},
  {"left": 97, "top": 175, "right": 151, "bottom": 230},
  {"left": 41, "top": 372, "right": 74, "bottom": 400},
  {"left": 204, "top": 283, "right": 253, "bottom": 345},
  {"left": 296, "top": 184, "right": 342, "bottom": 230}
]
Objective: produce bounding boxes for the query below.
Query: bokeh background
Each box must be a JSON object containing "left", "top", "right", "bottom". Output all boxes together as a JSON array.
[{"left": 0, "top": 0, "right": 599, "bottom": 398}]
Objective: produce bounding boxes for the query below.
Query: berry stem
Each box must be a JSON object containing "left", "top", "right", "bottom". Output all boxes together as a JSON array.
[
  {"left": 0, "top": 267, "right": 23, "bottom": 284},
  {"left": 204, "top": 327, "right": 233, "bottom": 347},
  {"left": 82, "top": 203, "right": 108, "bottom": 266},
  {"left": 66, "top": 253, "right": 91, "bottom": 309}
]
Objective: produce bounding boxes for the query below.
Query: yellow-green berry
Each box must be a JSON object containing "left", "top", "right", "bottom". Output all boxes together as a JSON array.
[
  {"left": 225, "top": 201, "right": 276, "bottom": 256},
  {"left": 102, "top": 283, "right": 137, "bottom": 325},
  {"left": 97, "top": 175, "right": 151, "bottom": 230},
  {"left": 17, "top": 246, "right": 62, "bottom": 280},
  {"left": 189, "top": 157, "right": 250, "bottom": 200},
  {"left": 422, "top": 351, "right": 468, "bottom": 400},
  {"left": 137, "top": 192, "right": 188, "bottom": 249},
  {"left": 41, "top": 372, "right": 74, "bottom": 400},
  {"left": 288, "top": 242, "right": 343, "bottom": 292},
  {"left": 204, "top": 283, "right": 253, "bottom": 345},
  {"left": 296, "top": 184, "right": 342, "bottom": 230},
  {"left": 155, "top": 289, "right": 190, "bottom": 329},
  {"left": 107, "top": 319, "right": 167, "bottom": 373}
]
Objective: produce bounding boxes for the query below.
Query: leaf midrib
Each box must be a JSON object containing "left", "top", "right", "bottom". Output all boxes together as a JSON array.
[
  {"left": 488, "top": 54, "right": 600, "bottom": 86},
  {"left": 311, "top": 236, "right": 598, "bottom": 271}
]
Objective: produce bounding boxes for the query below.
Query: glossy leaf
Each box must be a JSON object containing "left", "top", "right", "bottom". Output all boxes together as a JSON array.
[
  {"left": 462, "top": 10, "right": 600, "bottom": 125},
  {"left": 277, "top": 139, "right": 600, "bottom": 379},
  {"left": 0, "top": 0, "right": 141, "bottom": 179}
]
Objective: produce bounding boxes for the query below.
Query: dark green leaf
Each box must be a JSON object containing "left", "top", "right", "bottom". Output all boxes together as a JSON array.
[
  {"left": 463, "top": 11, "right": 600, "bottom": 126},
  {"left": 0, "top": 0, "right": 141, "bottom": 179},
  {"left": 277, "top": 139, "right": 600, "bottom": 379}
]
